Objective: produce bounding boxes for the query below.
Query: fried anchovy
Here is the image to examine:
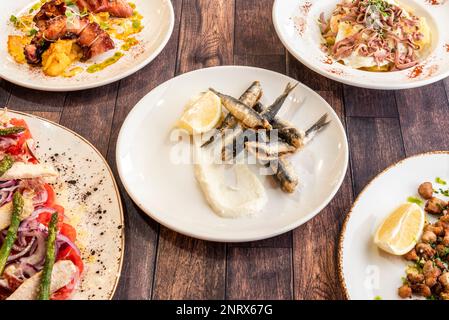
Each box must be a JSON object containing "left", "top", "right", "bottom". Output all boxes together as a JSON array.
[
  {"left": 221, "top": 83, "right": 298, "bottom": 160},
  {"left": 201, "top": 81, "right": 262, "bottom": 148},
  {"left": 305, "top": 113, "right": 331, "bottom": 138},
  {"left": 261, "top": 83, "right": 298, "bottom": 121},
  {"left": 245, "top": 141, "right": 297, "bottom": 161},
  {"left": 271, "top": 157, "right": 299, "bottom": 193},
  {"left": 209, "top": 88, "right": 272, "bottom": 130}
]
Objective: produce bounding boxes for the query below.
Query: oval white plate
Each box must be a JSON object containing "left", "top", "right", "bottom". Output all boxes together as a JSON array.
[
  {"left": 339, "top": 151, "right": 449, "bottom": 300},
  {"left": 8, "top": 110, "right": 124, "bottom": 300},
  {"left": 116, "top": 66, "right": 349, "bottom": 242},
  {"left": 273, "top": 0, "right": 449, "bottom": 90},
  {"left": 0, "top": 0, "right": 174, "bottom": 91}
]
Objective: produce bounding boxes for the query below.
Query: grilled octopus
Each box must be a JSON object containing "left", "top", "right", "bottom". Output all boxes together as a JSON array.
[{"left": 24, "top": 0, "right": 116, "bottom": 65}]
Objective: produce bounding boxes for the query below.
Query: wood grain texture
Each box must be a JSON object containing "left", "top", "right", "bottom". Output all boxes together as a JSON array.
[
  {"left": 396, "top": 82, "right": 449, "bottom": 154},
  {"left": 226, "top": 248, "right": 292, "bottom": 299},
  {"left": 347, "top": 117, "right": 405, "bottom": 195},
  {"left": 152, "top": 0, "right": 232, "bottom": 300},
  {"left": 292, "top": 89, "right": 350, "bottom": 300},
  {"left": 1, "top": 0, "right": 449, "bottom": 301},
  {"left": 234, "top": 0, "right": 284, "bottom": 56},
  {"left": 344, "top": 87, "right": 398, "bottom": 118},
  {"left": 176, "top": 0, "right": 234, "bottom": 74},
  {"left": 111, "top": 0, "right": 183, "bottom": 300},
  {"left": 153, "top": 228, "right": 226, "bottom": 299}
]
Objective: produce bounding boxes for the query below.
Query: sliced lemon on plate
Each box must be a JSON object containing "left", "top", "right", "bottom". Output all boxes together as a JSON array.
[
  {"left": 374, "top": 203, "right": 425, "bottom": 255},
  {"left": 177, "top": 91, "right": 222, "bottom": 134}
]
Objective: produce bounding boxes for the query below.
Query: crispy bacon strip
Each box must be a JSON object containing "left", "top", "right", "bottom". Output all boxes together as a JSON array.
[{"left": 75, "top": 0, "right": 133, "bottom": 17}]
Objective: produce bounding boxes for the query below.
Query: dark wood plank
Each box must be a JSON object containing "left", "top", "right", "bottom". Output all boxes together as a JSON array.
[
  {"left": 226, "top": 248, "right": 292, "bottom": 299},
  {"left": 234, "top": 55, "right": 285, "bottom": 73},
  {"left": 293, "top": 172, "right": 352, "bottom": 300},
  {"left": 28, "top": 111, "right": 62, "bottom": 123},
  {"left": 344, "top": 86, "right": 398, "bottom": 118},
  {"left": 234, "top": 0, "right": 284, "bottom": 56},
  {"left": 110, "top": 0, "right": 183, "bottom": 300},
  {"left": 444, "top": 78, "right": 449, "bottom": 102},
  {"left": 176, "top": 0, "right": 234, "bottom": 74},
  {"left": 347, "top": 117, "right": 405, "bottom": 195},
  {"left": 0, "top": 80, "right": 12, "bottom": 107},
  {"left": 60, "top": 84, "right": 118, "bottom": 156},
  {"left": 153, "top": 229, "right": 226, "bottom": 299},
  {"left": 292, "top": 89, "right": 350, "bottom": 300},
  {"left": 7, "top": 86, "right": 66, "bottom": 113},
  {"left": 152, "top": 0, "right": 234, "bottom": 300},
  {"left": 396, "top": 82, "right": 449, "bottom": 154}
]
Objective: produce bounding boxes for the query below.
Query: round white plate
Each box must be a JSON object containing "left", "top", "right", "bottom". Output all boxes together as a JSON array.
[
  {"left": 339, "top": 151, "right": 449, "bottom": 300},
  {"left": 9, "top": 110, "right": 124, "bottom": 300},
  {"left": 116, "top": 66, "right": 349, "bottom": 242},
  {"left": 273, "top": 0, "right": 449, "bottom": 90},
  {"left": 0, "top": 0, "right": 174, "bottom": 91}
]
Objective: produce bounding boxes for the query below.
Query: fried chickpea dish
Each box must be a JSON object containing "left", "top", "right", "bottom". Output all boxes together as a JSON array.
[{"left": 399, "top": 181, "right": 449, "bottom": 300}]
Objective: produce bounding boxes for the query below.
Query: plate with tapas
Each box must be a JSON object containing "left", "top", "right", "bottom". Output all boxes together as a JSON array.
[
  {"left": 116, "top": 66, "right": 348, "bottom": 242},
  {"left": 0, "top": 109, "right": 124, "bottom": 300},
  {"left": 339, "top": 151, "right": 449, "bottom": 300},
  {"left": 1, "top": 0, "right": 175, "bottom": 91},
  {"left": 273, "top": 0, "right": 449, "bottom": 89}
]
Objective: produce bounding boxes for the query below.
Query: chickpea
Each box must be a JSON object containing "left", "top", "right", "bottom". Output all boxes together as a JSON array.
[
  {"left": 398, "top": 285, "right": 412, "bottom": 298},
  {"left": 440, "top": 291, "right": 449, "bottom": 300},
  {"left": 422, "top": 231, "right": 437, "bottom": 244},
  {"left": 443, "top": 235, "right": 449, "bottom": 246},
  {"left": 411, "top": 284, "right": 432, "bottom": 297},
  {"left": 403, "top": 248, "right": 419, "bottom": 261},
  {"left": 424, "top": 224, "right": 444, "bottom": 236},
  {"left": 426, "top": 197, "right": 447, "bottom": 215},
  {"left": 418, "top": 182, "right": 434, "bottom": 200},
  {"left": 439, "top": 273, "right": 449, "bottom": 288},
  {"left": 407, "top": 272, "right": 424, "bottom": 284},
  {"left": 415, "top": 243, "right": 436, "bottom": 259},
  {"left": 423, "top": 261, "right": 441, "bottom": 287}
]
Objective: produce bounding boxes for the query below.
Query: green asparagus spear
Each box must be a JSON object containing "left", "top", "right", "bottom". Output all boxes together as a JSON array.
[
  {"left": 0, "top": 192, "right": 24, "bottom": 275},
  {"left": 0, "top": 127, "right": 26, "bottom": 136},
  {"left": 0, "top": 155, "right": 14, "bottom": 177},
  {"left": 38, "top": 212, "right": 58, "bottom": 300}
]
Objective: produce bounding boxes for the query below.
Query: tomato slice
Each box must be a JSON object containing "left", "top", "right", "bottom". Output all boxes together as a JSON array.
[
  {"left": 37, "top": 211, "right": 64, "bottom": 229},
  {"left": 43, "top": 184, "right": 56, "bottom": 207},
  {"left": 60, "top": 223, "right": 77, "bottom": 242},
  {"left": 57, "top": 246, "right": 84, "bottom": 275},
  {"left": 51, "top": 283, "right": 75, "bottom": 300}
]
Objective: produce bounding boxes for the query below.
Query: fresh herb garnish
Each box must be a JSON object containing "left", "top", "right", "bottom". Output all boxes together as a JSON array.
[
  {"left": 436, "top": 177, "right": 447, "bottom": 185},
  {"left": 100, "top": 22, "right": 110, "bottom": 30},
  {"left": 132, "top": 20, "right": 141, "bottom": 29},
  {"left": 374, "top": 295, "right": 382, "bottom": 300},
  {"left": 28, "top": 28, "right": 38, "bottom": 36},
  {"left": 9, "top": 15, "right": 18, "bottom": 25},
  {"left": 407, "top": 196, "right": 423, "bottom": 206}
]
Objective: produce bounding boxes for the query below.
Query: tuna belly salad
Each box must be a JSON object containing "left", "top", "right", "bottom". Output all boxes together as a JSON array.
[
  {"left": 0, "top": 112, "right": 83, "bottom": 300},
  {"left": 319, "top": 0, "right": 431, "bottom": 71},
  {"left": 7, "top": 0, "right": 143, "bottom": 77}
]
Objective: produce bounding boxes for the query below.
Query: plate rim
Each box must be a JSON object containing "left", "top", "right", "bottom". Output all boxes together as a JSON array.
[
  {"left": 0, "top": 0, "right": 175, "bottom": 92},
  {"left": 272, "top": 0, "right": 449, "bottom": 90},
  {"left": 337, "top": 150, "right": 449, "bottom": 300},
  {"left": 7, "top": 108, "right": 126, "bottom": 300},
  {"left": 116, "top": 65, "right": 350, "bottom": 243}
]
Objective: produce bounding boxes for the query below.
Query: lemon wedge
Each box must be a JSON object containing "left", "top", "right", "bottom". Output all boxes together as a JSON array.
[
  {"left": 177, "top": 91, "right": 222, "bottom": 134},
  {"left": 374, "top": 203, "right": 425, "bottom": 255}
]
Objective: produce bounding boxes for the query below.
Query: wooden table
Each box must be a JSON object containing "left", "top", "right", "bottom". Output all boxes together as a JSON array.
[{"left": 1, "top": 0, "right": 448, "bottom": 300}]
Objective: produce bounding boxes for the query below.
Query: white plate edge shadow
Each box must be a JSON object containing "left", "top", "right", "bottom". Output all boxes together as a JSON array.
[{"left": 116, "top": 65, "right": 350, "bottom": 243}]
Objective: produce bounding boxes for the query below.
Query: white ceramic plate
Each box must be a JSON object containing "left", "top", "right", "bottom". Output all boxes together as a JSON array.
[
  {"left": 8, "top": 110, "right": 124, "bottom": 300},
  {"left": 116, "top": 66, "right": 349, "bottom": 242},
  {"left": 339, "top": 151, "right": 449, "bottom": 300},
  {"left": 273, "top": 0, "right": 449, "bottom": 90},
  {"left": 0, "top": 0, "right": 174, "bottom": 91}
]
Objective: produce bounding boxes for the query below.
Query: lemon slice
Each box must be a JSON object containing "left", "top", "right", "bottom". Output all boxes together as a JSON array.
[
  {"left": 177, "top": 91, "right": 222, "bottom": 134},
  {"left": 374, "top": 203, "right": 425, "bottom": 255}
]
